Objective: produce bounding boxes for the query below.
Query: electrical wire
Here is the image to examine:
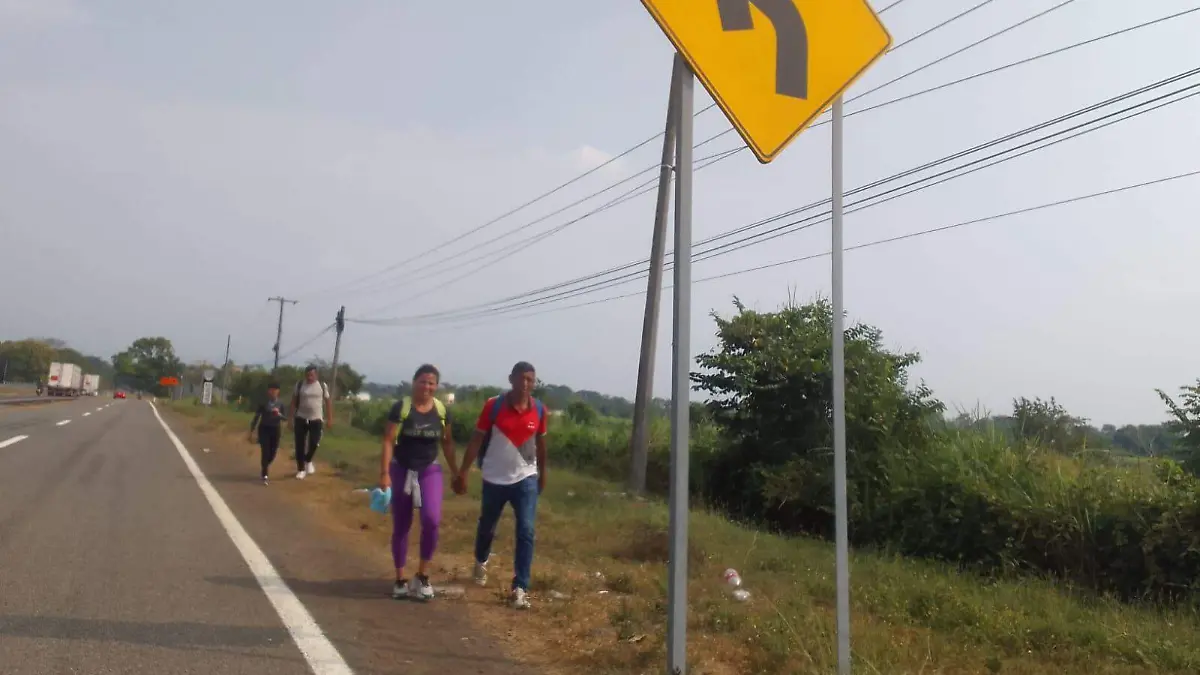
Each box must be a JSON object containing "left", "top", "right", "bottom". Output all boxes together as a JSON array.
[
  {"left": 351, "top": 68, "right": 1200, "bottom": 325},
  {"left": 349, "top": 147, "right": 743, "bottom": 314},
  {"left": 889, "top": 0, "right": 1000, "bottom": 55},
  {"left": 344, "top": 4, "right": 1123, "bottom": 315},
  {"left": 244, "top": 324, "right": 335, "bottom": 369},
  {"left": 371, "top": 5, "right": 1200, "bottom": 318},
  {"left": 467, "top": 83, "right": 1200, "bottom": 319},
  {"left": 370, "top": 166, "right": 1200, "bottom": 332},
  {"left": 302, "top": 0, "right": 1026, "bottom": 303},
  {"left": 687, "top": 0, "right": 1088, "bottom": 153}
]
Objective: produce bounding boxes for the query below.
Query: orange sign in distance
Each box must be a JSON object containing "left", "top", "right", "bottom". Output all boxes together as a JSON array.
[
  {"left": 159, "top": 376, "right": 179, "bottom": 387},
  {"left": 639, "top": 0, "right": 892, "bottom": 163}
]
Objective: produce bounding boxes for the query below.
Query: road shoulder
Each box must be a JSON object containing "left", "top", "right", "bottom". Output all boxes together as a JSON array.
[{"left": 157, "top": 405, "right": 530, "bottom": 675}]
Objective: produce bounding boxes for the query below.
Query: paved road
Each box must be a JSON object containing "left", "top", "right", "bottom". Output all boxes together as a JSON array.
[{"left": 0, "top": 399, "right": 524, "bottom": 675}]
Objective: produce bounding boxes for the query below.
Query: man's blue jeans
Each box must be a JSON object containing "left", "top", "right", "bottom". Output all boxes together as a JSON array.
[{"left": 474, "top": 475, "right": 539, "bottom": 591}]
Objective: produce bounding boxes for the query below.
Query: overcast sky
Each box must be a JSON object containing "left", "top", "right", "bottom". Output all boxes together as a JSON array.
[{"left": 2, "top": 0, "right": 1198, "bottom": 424}]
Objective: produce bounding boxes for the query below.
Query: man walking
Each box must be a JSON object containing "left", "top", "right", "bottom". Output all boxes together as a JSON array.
[
  {"left": 290, "top": 365, "right": 333, "bottom": 479},
  {"left": 455, "top": 361, "right": 547, "bottom": 610}
]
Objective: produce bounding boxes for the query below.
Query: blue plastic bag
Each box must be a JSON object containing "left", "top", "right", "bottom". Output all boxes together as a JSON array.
[{"left": 369, "top": 486, "right": 392, "bottom": 514}]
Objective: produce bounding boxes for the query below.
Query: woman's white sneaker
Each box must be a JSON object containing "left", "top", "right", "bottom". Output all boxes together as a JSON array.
[{"left": 409, "top": 575, "right": 435, "bottom": 601}]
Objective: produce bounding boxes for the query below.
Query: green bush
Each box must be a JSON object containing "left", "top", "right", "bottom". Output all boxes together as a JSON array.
[{"left": 682, "top": 297, "right": 1200, "bottom": 601}]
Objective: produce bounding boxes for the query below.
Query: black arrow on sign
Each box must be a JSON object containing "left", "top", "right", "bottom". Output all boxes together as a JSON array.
[{"left": 717, "top": 0, "right": 808, "bottom": 99}]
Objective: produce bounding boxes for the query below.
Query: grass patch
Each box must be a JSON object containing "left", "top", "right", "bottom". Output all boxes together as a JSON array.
[{"left": 167, "top": 400, "right": 1200, "bottom": 674}]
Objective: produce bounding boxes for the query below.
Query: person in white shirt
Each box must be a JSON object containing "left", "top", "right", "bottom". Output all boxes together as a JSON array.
[{"left": 289, "top": 365, "right": 332, "bottom": 479}]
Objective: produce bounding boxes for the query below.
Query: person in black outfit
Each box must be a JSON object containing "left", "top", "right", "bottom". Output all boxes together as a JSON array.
[{"left": 249, "top": 382, "right": 287, "bottom": 485}]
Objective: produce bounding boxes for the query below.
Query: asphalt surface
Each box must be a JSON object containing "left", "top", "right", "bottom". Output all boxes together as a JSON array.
[{"left": 0, "top": 399, "right": 525, "bottom": 675}]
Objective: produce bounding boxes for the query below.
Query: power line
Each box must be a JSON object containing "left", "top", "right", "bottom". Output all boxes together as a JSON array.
[
  {"left": 496, "top": 83, "right": 1200, "bottom": 319},
  {"left": 346, "top": 3, "right": 1117, "bottom": 315},
  {"left": 688, "top": 0, "right": 1089, "bottom": 152},
  {"left": 370, "top": 167, "right": 1200, "bottom": 332},
  {"left": 252, "top": 324, "right": 334, "bottom": 368},
  {"left": 352, "top": 68, "right": 1200, "bottom": 325},
  {"left": 348, "top": 147, "right": 743, "bottom": 314},
  {"left": 842, "top": 6, "right": 1200, "bottom": 120},
  {"left": 382, "top": 5, "right": 1200, "bottom": 319},
  {"left": 856, "top": 0, "right": 1080, "bottom": 104},
  {"left": 889, "top": 0, "right": 999, "bottom": 54},
  {"left": 692, "top": 79, "right": 1200, "bottom": 260},
  {"left": 877, "top": 0, "right": 915, "bottom": 13},
  {"left": 303, "top": 0, "right": 1013, "bottom": 303}
]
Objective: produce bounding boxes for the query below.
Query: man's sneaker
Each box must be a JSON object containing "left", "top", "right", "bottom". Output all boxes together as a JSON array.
[
  {"left": 392, "top": 579, "right": 409, "bottom": 600},
  {"left": 409, "top": 574, "right": 435, "bottom": 601},
  {"left": 296, "top": 470, "right": 306, "bottom": 480},
  {"left": 473, "top": 560, "right": 489, "bottom": 587},
  {"left": 510, "top": 588, "right": 530, "bottom": 610},
  {"left": 261, "top": 476, "right": 269, "bottom": 486},
  {"left": 306, "top": 462, "right": 316, "bottom": 475}
]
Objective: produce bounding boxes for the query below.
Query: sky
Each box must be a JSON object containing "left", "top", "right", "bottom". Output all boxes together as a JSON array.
[{"left": 2, "top": 0, "right": 1199, "bottom": 425}]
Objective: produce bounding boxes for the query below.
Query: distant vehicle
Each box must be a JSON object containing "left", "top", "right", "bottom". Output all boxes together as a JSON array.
[
  {"left": 46, "top": 362, "right": 84, "bottom": 397},
  {"left": 114, "top": 391, "right": 126, "bottom": 400},
  {"left": 82, "top": 374, "right": 100, "bottom": 397}
]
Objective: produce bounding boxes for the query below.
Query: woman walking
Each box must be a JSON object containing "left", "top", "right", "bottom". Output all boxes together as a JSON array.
[{"left": 380, "top": 364, "right": 458, "bottom": 600}]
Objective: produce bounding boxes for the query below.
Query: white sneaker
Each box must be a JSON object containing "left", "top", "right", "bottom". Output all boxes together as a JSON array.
[
  {"left": 409, "top": 575, "right": 435, "bottom": 601},
  {"left": 473, "top": 559, "right": 489, "bottom": 587},
  {"left": 296, "top": 470, "right": 306, "bottom": 480},
  {"left": 510, "top": 588, "right": 530, "bottom": 610},
  {"left": 306, "top": 462, "right": 316, "bottom": 475}
]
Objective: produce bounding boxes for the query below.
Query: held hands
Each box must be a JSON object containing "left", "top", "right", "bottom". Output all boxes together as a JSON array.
[{"left": 451, "top": 473, "right": 468, "bottom": 496}]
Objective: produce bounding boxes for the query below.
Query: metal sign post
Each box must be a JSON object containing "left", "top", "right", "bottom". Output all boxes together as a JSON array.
[
  {"left": 638, "top": 3, "right": 892, "bottom": 673},
  {"left": 830, "top": 96, "right": 851, "bottom": 675},
  {"left": 666, "top": 50, "right": 694, "bottom": 675}
]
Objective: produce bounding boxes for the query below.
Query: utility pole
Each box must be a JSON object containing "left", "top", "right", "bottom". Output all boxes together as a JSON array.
[
  {"left": 629, "top": 61, "right": 681, "bottom": 495},
  {"left": 330, "top": 306, "right": 345, "bottom": 406},
  {"left": 268, "top": 296, "right": 298, "bottom": 370},
  {"left": 220, "top": 334, "right": 231, "bottom": 402}
]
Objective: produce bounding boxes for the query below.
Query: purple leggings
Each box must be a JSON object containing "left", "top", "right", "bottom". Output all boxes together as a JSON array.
[{"left": 389, "top": 462, "right": 443, "bottom": 569}]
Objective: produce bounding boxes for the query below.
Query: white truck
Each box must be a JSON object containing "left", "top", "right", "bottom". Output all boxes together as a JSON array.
[
  {"left": 46, "top": 362, "right": 83, "bottom": 397},
  {"left": 82, "top": 373, "right": 100, "bottom": 397}
]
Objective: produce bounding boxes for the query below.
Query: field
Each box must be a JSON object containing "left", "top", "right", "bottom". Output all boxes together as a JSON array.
[
  {"left": 166, "top": 400, "right": 1200, "bottom": 675},
  {"left": 0, "top": 382, "right": 36, "bottom": 398}
]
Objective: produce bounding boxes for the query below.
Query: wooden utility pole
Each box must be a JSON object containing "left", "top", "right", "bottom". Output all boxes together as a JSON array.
[
  {"left": 220, "top": 334, "right": 231, "bottom": 402},
  {"left": 330, "top": 306, "right": 345, "bottom": 404},
  {"left": 629, "top": 62, "right": 681, "bottom": 495},
  {"left": 268, "top": 296, "right": 298, "bottom": 370}
]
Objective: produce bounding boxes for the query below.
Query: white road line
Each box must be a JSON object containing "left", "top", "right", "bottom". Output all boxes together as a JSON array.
[
  {"left": 148, "top": 402, "right": 353, "bottom": 675},
  {"left": 56, "top": 420, "right": 71, "bottom": 427},
  {"left": 96, "top": 407, "right": 103, "bottom": 412},
  {"left": 0, "top": 435, "right": 28, "bottom": 449},
  {"left": 83, "top": 412, "right": 91, "bottom": 417}
]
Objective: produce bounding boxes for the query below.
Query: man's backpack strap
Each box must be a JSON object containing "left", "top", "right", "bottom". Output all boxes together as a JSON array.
[{"left": 476, "top": 395, "right": 506, "bottom": 468}]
